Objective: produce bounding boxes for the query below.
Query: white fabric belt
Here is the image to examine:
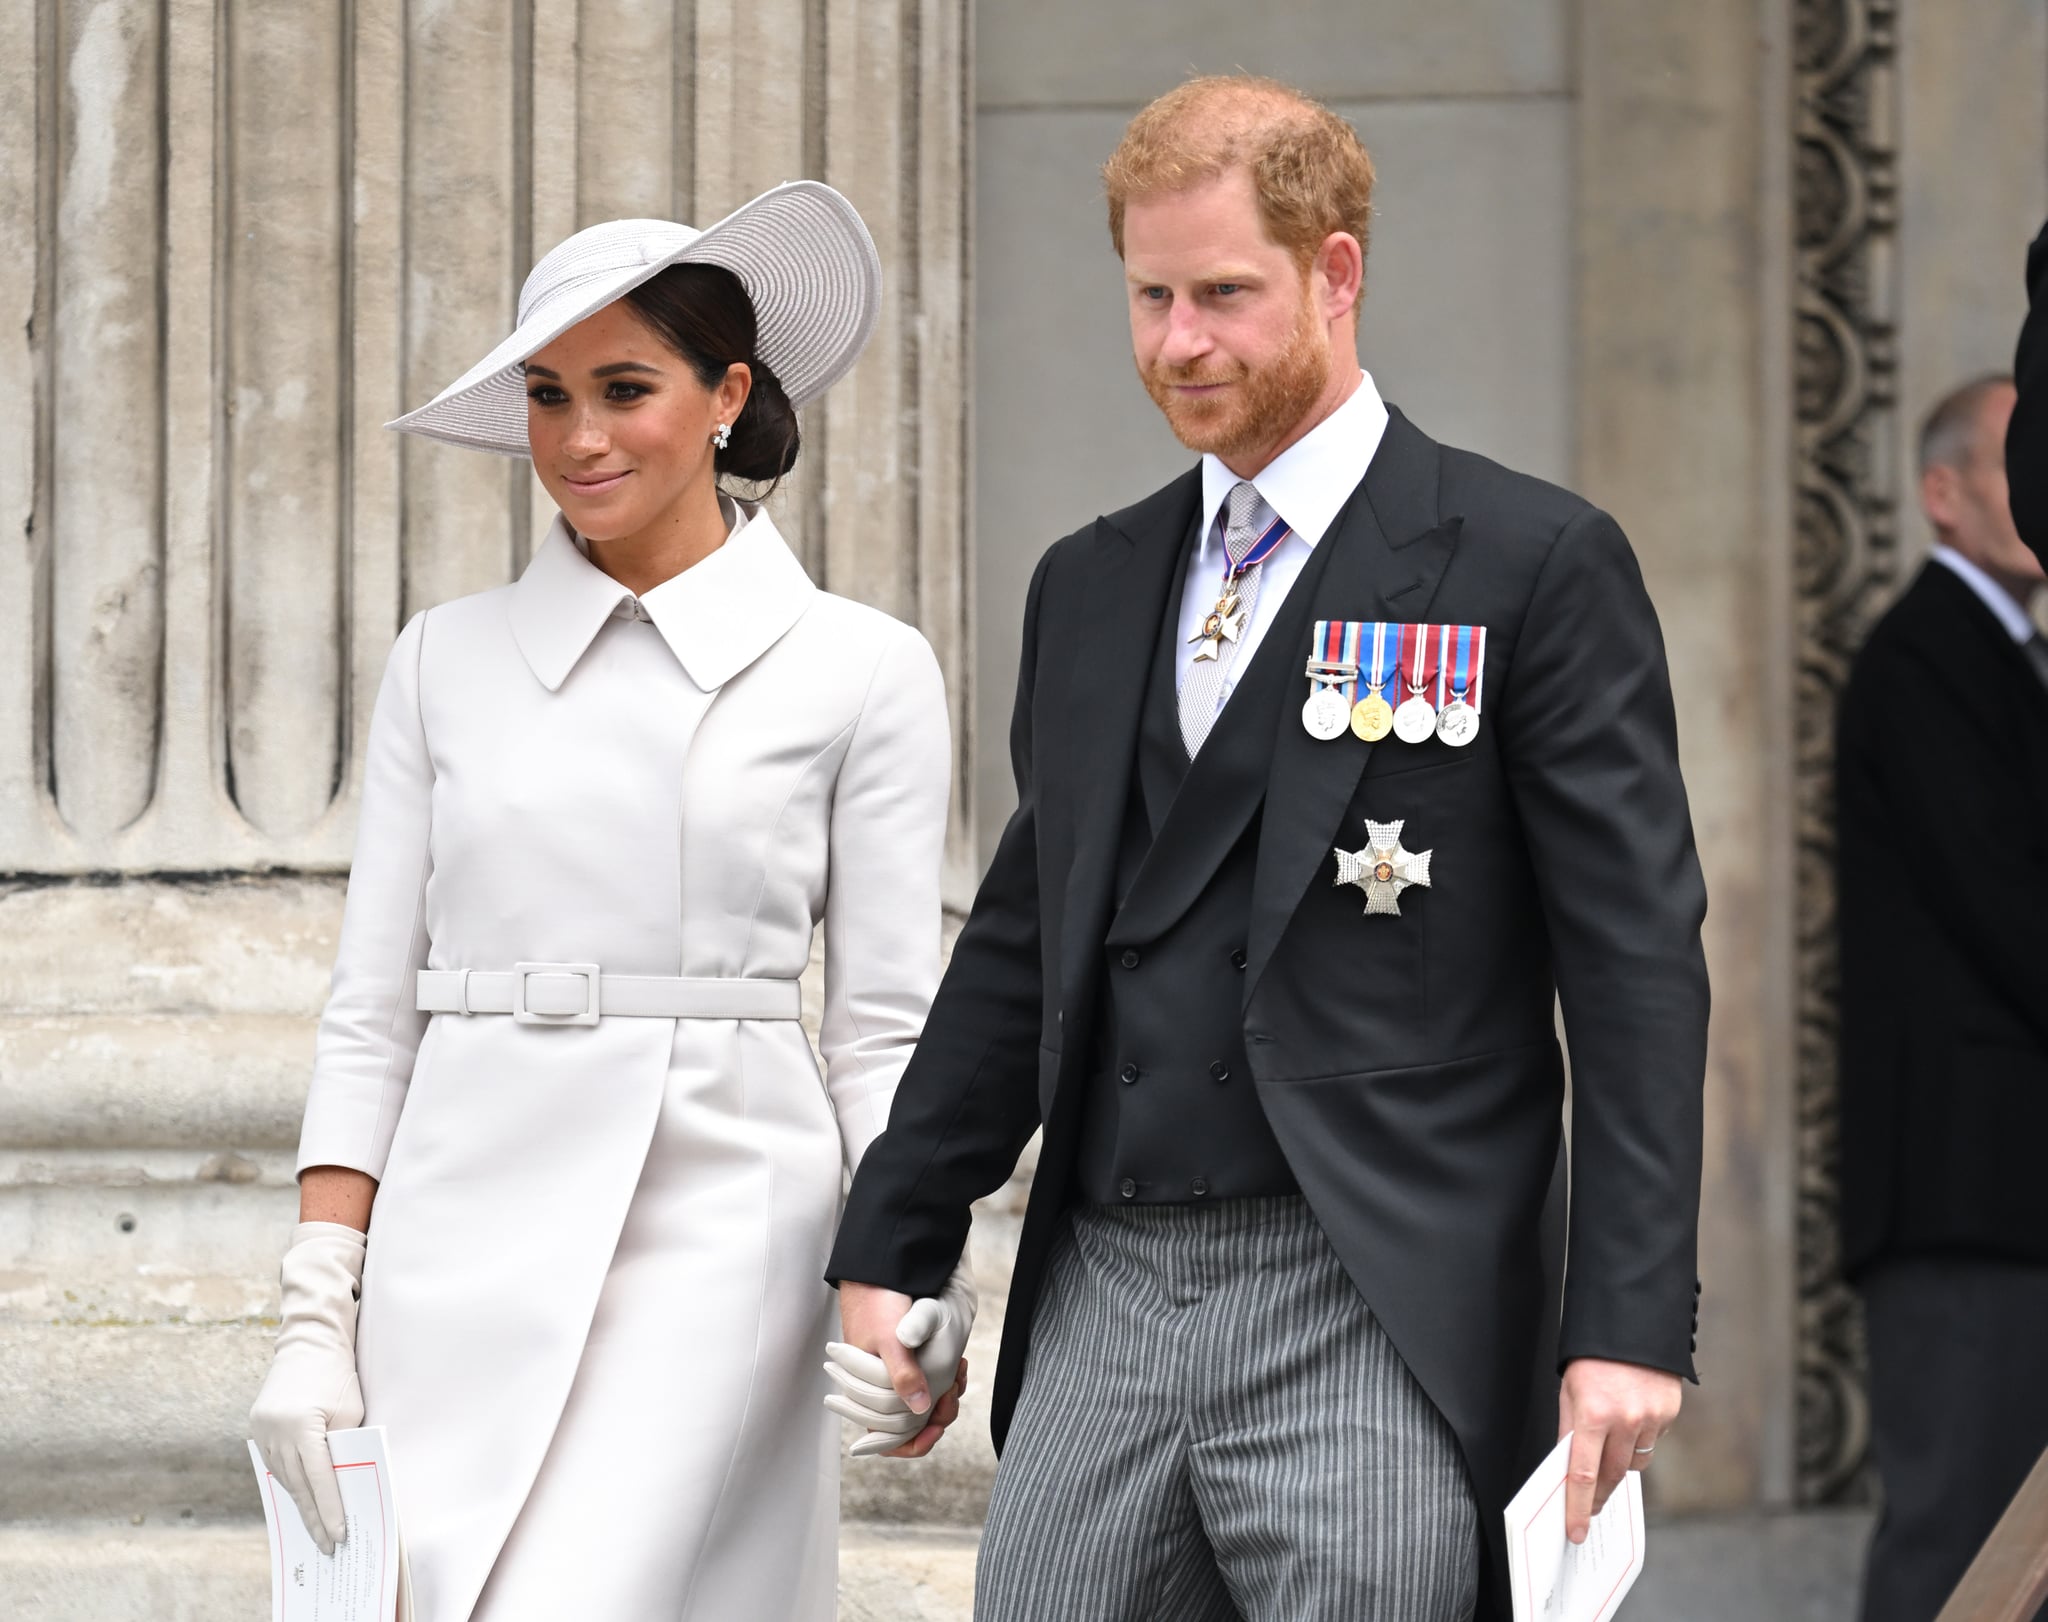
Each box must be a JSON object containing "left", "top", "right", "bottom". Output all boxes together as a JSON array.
[{"left": 416, "top": 965, "right": 802, "bottom": 1025}]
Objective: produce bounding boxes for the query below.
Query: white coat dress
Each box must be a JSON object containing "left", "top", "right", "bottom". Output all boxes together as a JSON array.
[{"left": 294, "top": 502, "right": 950, "bottom": 1622}]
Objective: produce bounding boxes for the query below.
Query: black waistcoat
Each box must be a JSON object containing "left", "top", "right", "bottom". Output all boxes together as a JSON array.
[{"left": 1073, "top": 523, "right": 1319, "bottom": 1204}]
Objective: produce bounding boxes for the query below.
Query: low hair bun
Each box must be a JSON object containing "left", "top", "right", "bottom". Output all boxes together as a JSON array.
[
  {"left": 715, "top": 358, "right": 801, "bottom": 486},
  {"left": 623, "top": 261, "right": 804, "bottom": 496}
]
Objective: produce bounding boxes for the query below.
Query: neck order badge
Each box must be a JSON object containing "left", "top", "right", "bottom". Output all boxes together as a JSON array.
[
  {"left": 1301, "top": 622, "right": 1489, "bottom": 746},
  {"left": 1190, "top": 513, "right": 1292, "bottom": 664}
]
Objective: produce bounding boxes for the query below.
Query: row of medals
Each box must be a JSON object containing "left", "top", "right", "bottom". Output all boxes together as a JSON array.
[{"left": 1302, "top": 660, "right": 1480, "bottom": 748}]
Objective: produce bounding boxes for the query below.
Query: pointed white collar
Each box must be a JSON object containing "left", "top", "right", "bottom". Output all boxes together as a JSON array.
[
  {"left": 1196, "top": 369, "right": 1389, "bottom": 554},
  {"left": 508, "top": 505, "right": 816, "bottom": 691}
]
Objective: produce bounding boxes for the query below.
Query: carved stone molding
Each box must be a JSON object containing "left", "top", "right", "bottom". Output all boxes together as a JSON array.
[
  {"left": 1792, "top": 0, "right": 1898, "bottom": 1506},
  {"left": 0, "top": 0, "right": 973, "bottom": 885}
]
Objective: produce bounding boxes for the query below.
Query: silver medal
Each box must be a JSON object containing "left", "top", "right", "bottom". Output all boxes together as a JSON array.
[
  {"left": 1435, "top": 699, "right": 1479, "bottom": 747},
  {"left": 1392, "top": 693, "right": 1438, "bottom": 745},
  {"left": 1303, "top": 685, "right": 1352, "bottom": 740}
]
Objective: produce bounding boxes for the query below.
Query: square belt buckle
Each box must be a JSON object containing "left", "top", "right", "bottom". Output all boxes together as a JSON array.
[{"left": 513, "top": 962, "right": 601, "bottom": 1026}]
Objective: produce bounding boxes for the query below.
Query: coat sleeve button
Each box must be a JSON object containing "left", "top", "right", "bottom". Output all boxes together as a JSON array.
[
  {"left": 1119, "top": 1062, "right": 1139, "bottom": 1085},
  {"left": 1120, "top": 949, "right": 1141, "bottom": 969},
  {"left": 1119, "top": 1177, "right": 1137, "bottom": 1199},
  {"left": 1191, "top": 1177, "right": 1209, "bottom": 1197}
]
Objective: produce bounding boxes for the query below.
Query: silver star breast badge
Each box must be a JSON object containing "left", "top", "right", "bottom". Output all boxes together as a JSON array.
[{"left": 1334, "top": 818, "right": 1433, "bottom": 916}]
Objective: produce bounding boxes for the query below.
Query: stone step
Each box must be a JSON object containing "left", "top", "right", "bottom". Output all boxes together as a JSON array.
[
  {"left": 0, "top": 1511, "right": 1879, "bottom": 1621},
  {"left": 0, "top": 1012, "right": 312, "bottom": 1149},
  {"left": 0, "top": 1519, "right": 981, "bottom": 1621},
  {"left": 0, "top": 880, "right": 343, "bottom": 1019},
  {"left": 0, "top": 1319, "right": 1006, "bottom": 1524},
  {"left": 0, "top": 878, "right": 1023, "bottom": 1532}
]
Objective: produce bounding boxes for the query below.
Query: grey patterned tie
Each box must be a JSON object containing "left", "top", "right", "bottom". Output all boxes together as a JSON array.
[{"left": 1178, "top": 480, "right": 1271, "bottom": 757}]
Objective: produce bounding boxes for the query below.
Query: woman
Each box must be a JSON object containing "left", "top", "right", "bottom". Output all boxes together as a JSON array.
[{"left": 250, "top": 182, "right": 971, "bottom": 1622}]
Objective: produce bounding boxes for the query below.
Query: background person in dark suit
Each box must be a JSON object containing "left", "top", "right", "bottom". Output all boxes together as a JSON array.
[
  {"left": 1839, "top": 374, "right": 2048, "bottom": 1622},
  {"left": 828, "top": 75, "right": 1709, "bottom": 1621}
]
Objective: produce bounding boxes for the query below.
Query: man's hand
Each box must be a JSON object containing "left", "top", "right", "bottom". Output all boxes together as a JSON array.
[
  {"left": 833, "top": 1280, "right": 965, "bottom": 1459},
  {"left": 1557, "top": 1358, "right": 1682, "bottom": 1544}
]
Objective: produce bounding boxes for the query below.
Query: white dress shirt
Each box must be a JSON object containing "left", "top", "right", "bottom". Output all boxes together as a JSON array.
[
  {"left": 1175, "top": 369, "right": 1391, "bottom": 711},
  {"left": 1929, "top": 543, "right": 2040, "bottom": 644}
]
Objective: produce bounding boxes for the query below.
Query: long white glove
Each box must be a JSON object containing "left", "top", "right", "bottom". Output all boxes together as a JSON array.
[
  {"left": 825, "top": 1252, "right": 977, "bottom": 1459},
  {"left": 249, "top": 1221, "right": 367, "bottom": 1554}
]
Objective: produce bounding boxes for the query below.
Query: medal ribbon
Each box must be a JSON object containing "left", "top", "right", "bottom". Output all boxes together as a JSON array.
[
  {"left": 1428, "top": 625, "right": 1487, "bottom": 713},
  {"left": 1365, "top": 620, "right": 1391, "bottom": 697},
  {"left": 1310, "top": 619, "right": 1365, "bottom": 700},
  {"left": 1397, "top": 621, "right": 1434, "bottom": 698},
  {"left": 1221, "top": 513, "right": 1291, "bottom": 587}
]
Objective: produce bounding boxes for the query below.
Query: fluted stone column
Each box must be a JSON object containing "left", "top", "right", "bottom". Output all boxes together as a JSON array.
[{"left": 0, "top": 3, "right": 975, "bottom": 1613}]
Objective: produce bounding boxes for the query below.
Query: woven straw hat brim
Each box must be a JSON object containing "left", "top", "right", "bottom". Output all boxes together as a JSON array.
[{"left": 386, "top": 181, "right": 881, "bottom": 457}]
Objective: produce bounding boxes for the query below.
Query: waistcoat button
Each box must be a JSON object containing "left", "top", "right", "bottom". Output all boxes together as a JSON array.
[
  {"left": 1119, "top": 1177, "right": 1137, "bottom": 1199},
  {"left": 1119, "top": 1062, "right": 1139, "bottom": 1085},
  {"left": 1120, "top": 949, "right": 1140, "bottom": 969},
  {"left": 1230, "top": 948, "right": 1248, "bottom": 969},
  {"left": 1209, "top": 1061, "right": 1229, "bottom": 1082}
]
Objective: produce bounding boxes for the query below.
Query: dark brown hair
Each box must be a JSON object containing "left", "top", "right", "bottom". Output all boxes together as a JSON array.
[{"left": 623, "top": 262, "right": 801, "bottom": 490}]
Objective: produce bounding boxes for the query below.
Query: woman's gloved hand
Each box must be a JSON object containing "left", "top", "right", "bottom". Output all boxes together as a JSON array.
[
  {"left": 825, "top": 1251, "right": 977, "bottom": 1458},
  {"left": 249, "top": 1221, "right": 367, "bottom": 1554}
]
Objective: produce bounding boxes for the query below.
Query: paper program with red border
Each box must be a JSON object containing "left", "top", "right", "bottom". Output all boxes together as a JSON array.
[
  {"left": 249, "top": 1426, "right": 405, "bottom": 1622},
  {"left": 1504, "top": 1431, "right": 1648, "bottom": 1622}
]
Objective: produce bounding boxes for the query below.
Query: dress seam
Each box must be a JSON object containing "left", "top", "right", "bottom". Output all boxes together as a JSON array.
[{"left": 366, "top": 610, "right": 436, "bottom": 1171}]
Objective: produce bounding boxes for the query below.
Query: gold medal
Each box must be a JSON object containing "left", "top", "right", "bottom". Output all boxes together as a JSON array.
[
  {"left": 1351, "top": 694, "right": 1393, "bottom": 741},
  {"left": 1350, "top": 622, "right": 1396, "bottom": 741}
]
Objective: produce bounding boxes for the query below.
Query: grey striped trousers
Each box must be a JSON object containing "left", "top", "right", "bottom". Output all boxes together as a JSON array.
[{"left": 976, "top": 1198, "right": 1478, "bottom": 1622}]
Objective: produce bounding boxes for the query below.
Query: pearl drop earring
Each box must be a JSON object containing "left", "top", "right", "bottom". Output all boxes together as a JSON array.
[{"left": 713, "top": 422, "right": 732, "bottom": 450}]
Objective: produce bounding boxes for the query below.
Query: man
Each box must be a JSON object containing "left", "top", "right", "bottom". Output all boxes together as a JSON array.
[
  {"left": 829, "top": 76, "right": 1708, "bottom": 1620},
  {"left": 1839, "top": 375, "right": 2048, "bottom": 1622},
  {"left": 2007, "top": 222, "right": 2048, "bottom": 569}
]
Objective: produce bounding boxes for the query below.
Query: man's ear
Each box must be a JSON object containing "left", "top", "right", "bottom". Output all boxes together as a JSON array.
[
  {"left": 1315, "top": 231, "right": 1365, "bottom": 325},
  {"left": 1921, "top": 463, "right": 1960, "bottom": 534}
]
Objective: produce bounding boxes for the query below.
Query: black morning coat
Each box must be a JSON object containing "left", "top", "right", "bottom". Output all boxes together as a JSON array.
[
  {"left": 827, "top": 406, "right": 1710, "bottom": 1617},
  {"left": 1836, "top": 562, "right": 2048, "bottom": 1280},
  {"left": 2010, "top": 217, "right": 2048, "bottom": 570}
]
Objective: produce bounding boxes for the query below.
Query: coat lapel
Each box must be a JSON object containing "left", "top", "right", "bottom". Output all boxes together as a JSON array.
[
  {"left": 1056, "top": 469, "right": 1203, "bottom": 1012},
  {"left": 1245, "top": 409, "right": 1463, "bottom": 993},
  {"left": 1106, "top": 507, "right": 1346, "bottom": 948}
]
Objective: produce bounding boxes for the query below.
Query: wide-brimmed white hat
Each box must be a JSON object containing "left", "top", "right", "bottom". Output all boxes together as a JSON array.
[{"left": 387, "top": 180, "right": 881, "bottom": 456}]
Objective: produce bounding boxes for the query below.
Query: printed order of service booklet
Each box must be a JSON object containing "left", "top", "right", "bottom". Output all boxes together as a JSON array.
[
  {"left": 249, "top": 1427, "right": 411, "bottom": 1622},
  {"left": 1504, "top": 1430, "right": 1649, "bottom": 1622}
]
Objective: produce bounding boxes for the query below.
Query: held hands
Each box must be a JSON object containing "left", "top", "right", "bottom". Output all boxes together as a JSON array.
[
  {"left": 826, "top": 1257, "right": 977, "bottom": 1459},
  {"left": 249, "top": 1222, "right": 368, "bottom": 1555},
  {"left": 1557, "top": 1357, "right": 1683, "bottom": 1544}
]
